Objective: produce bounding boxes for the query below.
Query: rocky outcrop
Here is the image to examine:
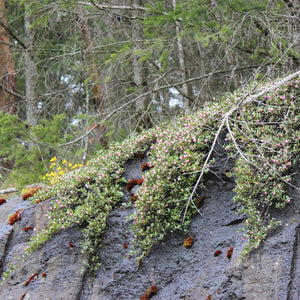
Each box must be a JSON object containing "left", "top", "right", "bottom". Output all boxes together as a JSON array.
[{"left": 0, "top": 154, "right": 299, "bottom": 300}]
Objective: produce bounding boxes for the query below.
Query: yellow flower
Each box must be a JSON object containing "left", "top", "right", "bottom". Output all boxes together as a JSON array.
[
  {"left": 68, "top": 163, "right": 72, "bottom": 167},
  {"left": 62, "top": 159, "right": 67, "bottom": 164},
  {"left": 49, "top": 162, "right": 56, "bottom": 169},
  {"left": 50, "top": 157, "right": 57, "bottom": 162}
]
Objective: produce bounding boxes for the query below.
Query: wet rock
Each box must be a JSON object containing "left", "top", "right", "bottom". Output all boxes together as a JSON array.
[{"left": 0, "top": 156, "right": 299, "bottom": 300}]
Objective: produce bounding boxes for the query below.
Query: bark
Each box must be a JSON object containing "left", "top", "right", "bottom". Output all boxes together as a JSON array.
[
  {"left": 0, "top": 0, "right": 17, "bottom": 114},
  {"left": 172, "top": 0, "right": 191, "bottom": 113},
  {"left": 24, "top": 6, "right": 38, "bottom": 127}
]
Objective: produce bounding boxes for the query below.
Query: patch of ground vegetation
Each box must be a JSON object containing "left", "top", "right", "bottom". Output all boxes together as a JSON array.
[{"left": 2, "top": 73, "right": 300, "bottom": 278}]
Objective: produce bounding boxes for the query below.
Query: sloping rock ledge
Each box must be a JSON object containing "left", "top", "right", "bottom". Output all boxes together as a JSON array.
[{"left": 0, "top": 151, "right": 299, "bottom": 300}]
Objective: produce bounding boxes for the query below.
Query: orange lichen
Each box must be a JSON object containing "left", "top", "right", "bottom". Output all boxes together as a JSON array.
[
  {"left": 87, "top": 122, "right": 96, "bottom": 131},
  {"left": 226, "top": 246, "right": 234, "bottom": 259},
  {"left": 123, "top": 242, "right": 128, "bottom": 249},
  {"left": 141, "top": 163, "right": 152, "bottom": 172},
  {"left": 138, "top": 259, "right": 143, "bottom": 268},
  {"left": 41, "top": 273, "right": 46, "bottom": 277},
  {"left": 130, "top": 195, "right": 139, "bottom": 203},
  {"left": 0, "top": 199, "right": 7, "bottom": 205},
  {"left": 138, "top": 153, "right": 145, "bottom": 160},
  {"left": 195, "top": 195, "right": 206, "bottom": 208},
  {"left": 69, "top": 241, "right": 75, "bottom": 248},
  {"left": 214, "top": 250, "right": 222, "bottom": 257},
  {"left": 24, "top": 273, "right": 38, "bottom": 286},
  {"left": 126, "top": 178, "right": 144, "bottom": 191},
  {"left": 22, "top": 187, "right": 42, "bottom": 200},
  {"left": 8, "top": 209, "right": 23, "bottom": 225},
  {"left": 22, "top": 226, "right": 34, "bottom": 232},
  {"left": 20, "top": 292, "right": 26, "bottom": 300},
  {"left": 140, "top": 285, "right": 158, "bottom": 299},
  {"left": 206, "top": 295, "right": 212, "bottom": 300},
  {"left": 184, "top": 237, "right": 194, "bottom": 248}
]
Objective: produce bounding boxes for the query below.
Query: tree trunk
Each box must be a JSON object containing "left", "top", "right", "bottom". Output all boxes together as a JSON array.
[
  {"left": 132, "top": 0, "right": 147, "bottom": 111},
  {"left": 0, "top": 0, "right": 17, "bottom": 114},
  {"left": 283, "top": 0, "right": 300, "bottom": 66},
  {"left": 75, "top": 6, "right": 107, "bottom": 146},
  {"left": 24, "top": 6, "right": 38, "bottom": 127},
  {"left": 76, "top": 6, "right": 103, "bottom": 114},
  {"left": 172, "top": 0, "right": 191, "bottom": 113},
  {"left": 131, "top": 0, "right": 152, "bottom": 128}
]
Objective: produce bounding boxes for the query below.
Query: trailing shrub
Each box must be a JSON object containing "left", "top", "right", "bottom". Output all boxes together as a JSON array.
[{"left": 226, "top": 78, "right": 300, "bottom": 253}]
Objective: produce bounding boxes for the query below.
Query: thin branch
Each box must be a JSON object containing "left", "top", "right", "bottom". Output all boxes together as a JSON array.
[
  {"left": 0, "top": 84, "right": 25, "bottom": 100},
  {"left": 87, "top": 1, "right": 149, "bottom": 12},
  {"left": 58, "top": 64, "right": 277, "bottom": 148},
  {"left": 0, "top": 19, "right": 27, "bottom": 49},
  {"left": 182, "top": 116, "right": 225, "bottom": 224}
]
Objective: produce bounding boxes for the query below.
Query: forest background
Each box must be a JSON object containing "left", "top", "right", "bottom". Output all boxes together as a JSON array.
[{"left": 0, "top": 0, "right": 299, "bottom": 188}]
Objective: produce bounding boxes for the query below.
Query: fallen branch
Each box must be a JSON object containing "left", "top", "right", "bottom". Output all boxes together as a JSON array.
[
  {"left": 183, "top": 70, "right": 300, "bottom": 222},
  {"left": 0, "top": 187, "right": 18, "bottom": 195}
]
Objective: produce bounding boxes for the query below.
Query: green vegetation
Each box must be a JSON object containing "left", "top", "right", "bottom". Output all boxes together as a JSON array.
[
  {"left": 0, "top": 113, "right": 82, "bottom": 188},
  {"left": 20, "top": 74, "right": 299, "bottom": 274},
  {"left": 228, "top": 78, "right": 300, "bottom": 253}
]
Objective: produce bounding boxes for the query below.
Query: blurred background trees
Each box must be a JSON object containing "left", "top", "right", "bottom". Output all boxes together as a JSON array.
[{"left": 0, "top": 0, "right": 299, "bottom": 187}]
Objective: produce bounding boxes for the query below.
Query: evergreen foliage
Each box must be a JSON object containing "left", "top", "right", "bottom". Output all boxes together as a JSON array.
[{"left": 0, "top": 113, "right": 78, "bottom": 187}]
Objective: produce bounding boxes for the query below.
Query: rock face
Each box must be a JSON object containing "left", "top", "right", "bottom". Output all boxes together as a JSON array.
[{"left": 0, "top": 154, "right": 299, "bottom": 300}]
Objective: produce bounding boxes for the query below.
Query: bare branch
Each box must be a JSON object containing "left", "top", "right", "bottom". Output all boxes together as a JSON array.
[
  {"left": 0, "top": 84, "right": 25, "bottom": 100},
  {"left": 0, "top": 18, "right": 27, "bottom": 49},
  {"left": 182, "top": 70, "right": 300, "bottom": 222},
  {"left": 0, "top": 187, "right": 18, "bottom": 195},
  {"left": 58, "top": 64, "right": 276, "bottom": 148},
  {"left": 86, "top": 1, "right": 149, "bottom": 12}
]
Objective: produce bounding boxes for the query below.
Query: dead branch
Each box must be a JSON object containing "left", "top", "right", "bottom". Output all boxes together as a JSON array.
[
  {"left": 59, "top": 65, "right": 271, "bottom": 148},
  {"left": 0, "top": 84, "right": 25, "bottom": 100},
  {"left": 86, "top": 1, "right": 149, "bottom": 12},
  {"left": 0, "top": 19, "right": 27, "bottom": 49},
  {"left": 183, "top": 70, "right": 300, "bottom": 222},
  {"left": 0, "top": 187, "right": 18, "bottom": 195}
]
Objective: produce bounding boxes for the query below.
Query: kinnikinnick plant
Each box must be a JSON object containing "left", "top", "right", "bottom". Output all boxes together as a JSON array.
[
  {"left": 1, "top": 74, "right": 299, "bottom": 282},
  {"left": 226, "top": 77, "right": 300, "bottom": 253}
]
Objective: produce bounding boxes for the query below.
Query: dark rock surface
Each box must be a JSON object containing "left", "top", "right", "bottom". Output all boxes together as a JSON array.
[{"left": 0, "top": 153, "right": 299, "bottom": 300}]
